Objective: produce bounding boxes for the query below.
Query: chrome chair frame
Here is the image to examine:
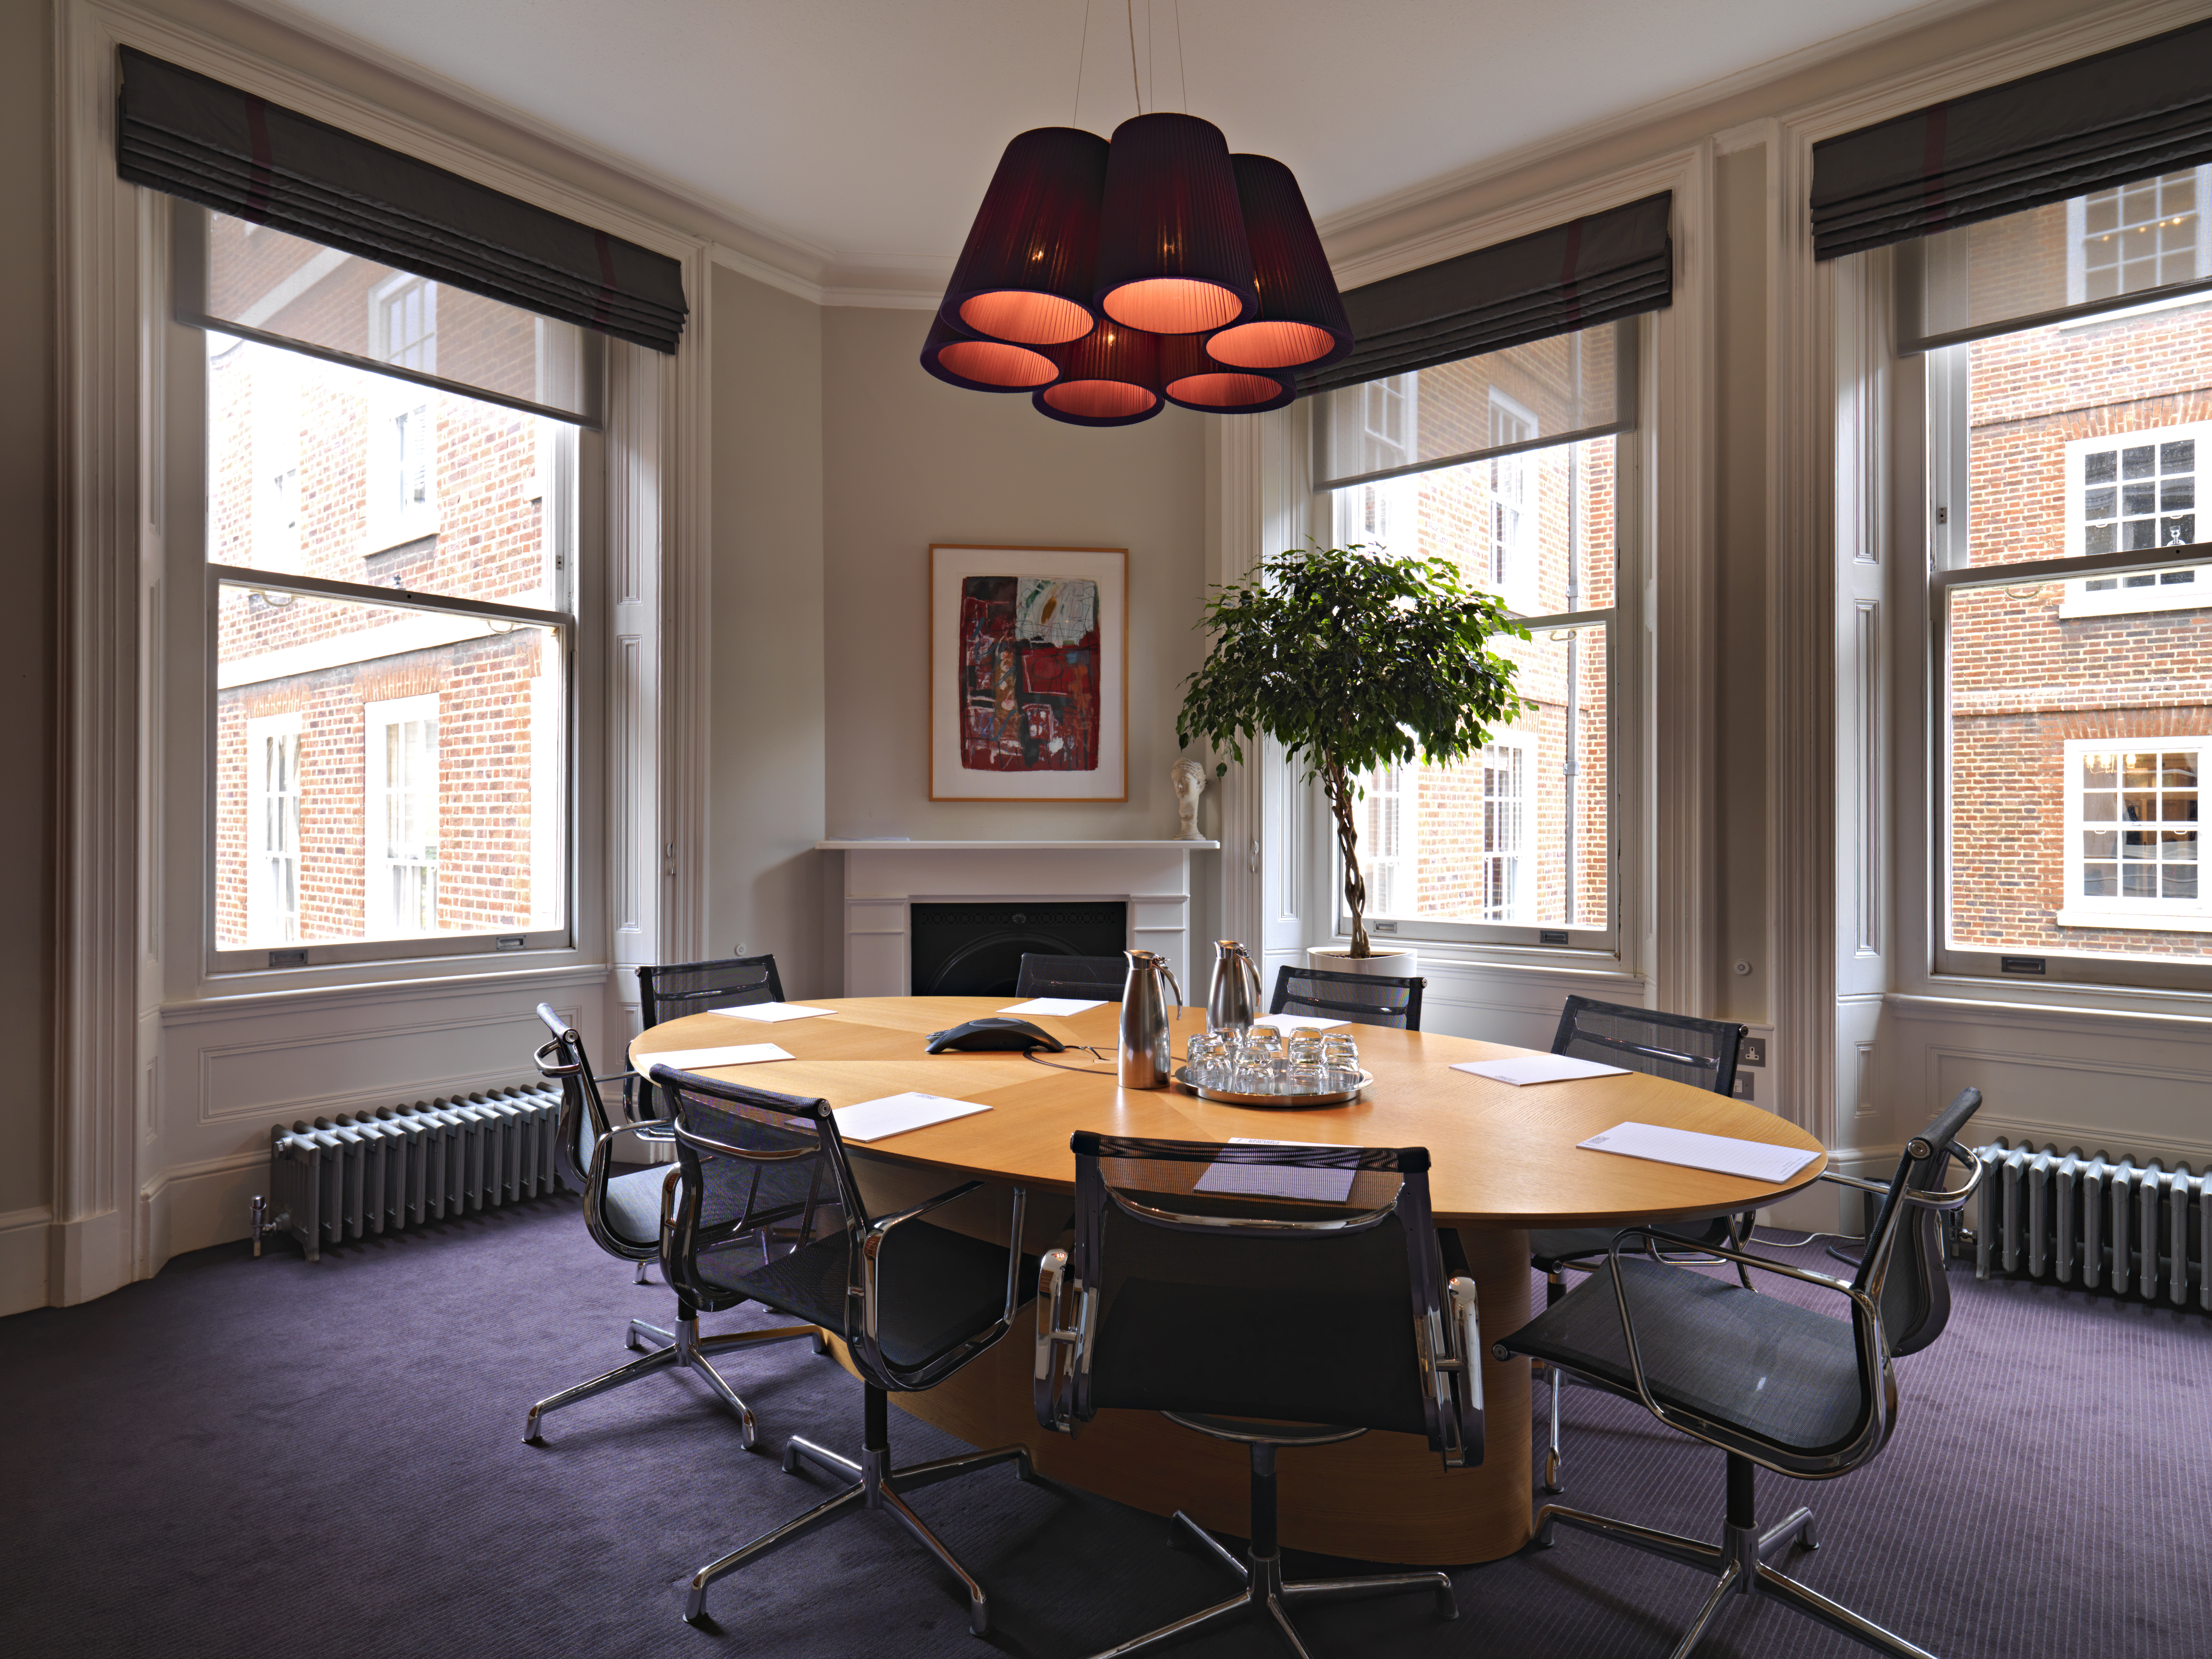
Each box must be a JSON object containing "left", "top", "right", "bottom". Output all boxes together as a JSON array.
[
  {"left": 1036, "top": 1135, "right": 1483, "bottom": 1659},
  {"left": 520, "top": 1009, "right": 821, "bottom": 1448},
  {"left": 654, "top": 1067, "right": 1039, "bottom": 1635},
  {"left": 1512, "top": 1094, "right": 1985, "bottom": 1659}
]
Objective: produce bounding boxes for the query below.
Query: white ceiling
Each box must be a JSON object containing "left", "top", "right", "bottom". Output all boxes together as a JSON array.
[{"left": 253, "top": 0, "right": 1958, "bottom": 282}]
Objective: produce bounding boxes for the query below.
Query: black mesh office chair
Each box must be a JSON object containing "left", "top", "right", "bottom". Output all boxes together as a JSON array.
[
  {"left": 1267, "top": 964, "right": 1426, "bottom": 1029},
  {"left": 1499, "top": 1088, "right": 1984, "bottom": 1659},
  {"left": 1528, "top": 995, "right": 1751, "bottom": 1492},
  {"left": 635, "top": 954, "right": 785, "bottom": 1118},
  {"left": 1014, "top": 952, "right": 1127, "bottom": 1000},
  {"left": 519, "top": 1005, "right": 822, "bottom": 1447},
  {"left": 653, "top": 1065, "right": 1039, "bottom": 1634},
  {"left": 1035, "top": 1134, "right": 1485, "bottom": 1658}
]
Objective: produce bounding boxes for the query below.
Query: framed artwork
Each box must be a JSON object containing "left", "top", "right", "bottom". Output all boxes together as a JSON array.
[{"left": 929, "top": 543, "right": 1127, "bottom": 801}]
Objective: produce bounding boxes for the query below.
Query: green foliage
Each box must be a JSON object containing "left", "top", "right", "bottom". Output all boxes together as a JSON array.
[{"left": 1176, "top": 542, "right": 1529, "bottom": 955}]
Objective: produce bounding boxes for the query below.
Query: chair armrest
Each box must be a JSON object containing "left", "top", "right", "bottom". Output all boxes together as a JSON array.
[
  {"left": 1596, "top": 1227, "right": 1887, "bottom": 1459},
  {"left": 1034, "top": 1248, "right": 1078, "bottom": 1432},
  {"left": 855, "top": 1182, "right": 1028, "bottom": 1387},
  {"left": 1817, "top": 1170, "right": 1892, "bottom": 1196},
  {"left": 865, "top": 1179, "right": 987, "bottom": 1238}
]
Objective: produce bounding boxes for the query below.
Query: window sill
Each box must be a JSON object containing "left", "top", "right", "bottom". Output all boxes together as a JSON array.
[{"left": 2055, "top": 906, "right": 2210, "bottom": 933}]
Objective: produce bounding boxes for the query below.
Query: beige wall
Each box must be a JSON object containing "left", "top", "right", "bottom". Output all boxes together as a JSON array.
[
  {"left": 0, "top": 0, "right": 55, "bottom": 1228},
  {"left": 707, "top": 264, "right": 830, "bottom": 997},
  {"left": 819, "top": 306, "right": 1211, "bottom": 844}
]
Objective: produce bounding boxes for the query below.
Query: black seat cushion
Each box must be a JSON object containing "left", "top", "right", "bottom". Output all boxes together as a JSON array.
[
  {"left": 1088, "top": 1276, "right": 1430, "bottom": 1436},
  {"left": 1529, "top": 1214, "right": 1733, "bottom": 1270},
  {"left": 704, "top": 1220, "right": 1033, "bottom": 1373},
  {"left": 1503, "top": 1256, "right": 1870, "bottom": 1454}
]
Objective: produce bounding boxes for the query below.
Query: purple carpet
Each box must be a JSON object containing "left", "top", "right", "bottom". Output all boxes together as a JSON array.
[{"left": 1, "top": 1199, "right": 2204, "bottom": 1658}]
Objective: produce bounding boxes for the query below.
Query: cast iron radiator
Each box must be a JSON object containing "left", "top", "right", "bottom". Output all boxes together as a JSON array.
[
  {"left": 254, "top": 1082, "right": 568, "bottom": 1262},
  {"left": 1968, "top": 1140, "right": 2209, "bottom": 1309}
]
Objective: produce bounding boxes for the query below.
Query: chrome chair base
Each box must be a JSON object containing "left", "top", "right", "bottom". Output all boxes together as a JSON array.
[
  {"left": 521, "top": 1315, "right": 824, "bottom": 1447},
  {"left": 1086, "top": 1510, "right": 1453, "bottom": 1659},
  {"left": 682, "top": 1402, "right": 1038, "bottom": 1632},
  {"left": 1537, "top": 1499, "right": 1939, "bottom": 1659}
]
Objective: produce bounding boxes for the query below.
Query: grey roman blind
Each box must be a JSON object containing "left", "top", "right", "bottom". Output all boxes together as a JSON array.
[
  {"left": 116, "top": 46, "right": 687, "bottom": 353},
  {"left": 1298, "top": 192, "right": 1671, "bottom": 396},
  {"left": 1811, "top": 17, "right": 2212, "bottom": 261}
]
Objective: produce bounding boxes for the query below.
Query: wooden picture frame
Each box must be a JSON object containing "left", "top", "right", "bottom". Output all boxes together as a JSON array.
[{"left": 929, "top": 543, "right": 1128, "bottom": 802}]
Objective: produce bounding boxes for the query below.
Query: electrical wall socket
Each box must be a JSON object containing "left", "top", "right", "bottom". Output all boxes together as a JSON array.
[
  {"left": 1730, "top": 1071, "right": 1755, "bottom": 1101},
  {"left": 1739, "top": 1036, "right": 1767, "bottom": 1068}
]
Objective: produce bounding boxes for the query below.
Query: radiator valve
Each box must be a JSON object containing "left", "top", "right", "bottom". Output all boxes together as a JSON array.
[{"left": 250, "top": 1195, "right": 292, "bottom": 1258}]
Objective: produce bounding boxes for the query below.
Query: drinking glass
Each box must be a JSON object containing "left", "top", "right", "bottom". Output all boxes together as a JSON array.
[
  {"left": 1321, "top": 1034, "right": 1361, "bottom": 1090},
  {"left": 1184, "top": 1032, "right": 1224, "bottom": 1089}
]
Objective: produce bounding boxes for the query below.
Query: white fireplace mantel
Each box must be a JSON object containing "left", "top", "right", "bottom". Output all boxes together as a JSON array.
[{"left": 817, "top": 840, "right": 1219, "bottom": 996}]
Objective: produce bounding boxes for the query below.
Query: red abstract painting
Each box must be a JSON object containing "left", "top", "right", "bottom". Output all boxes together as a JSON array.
[{"left": 958, "top": 576, "right": 1101, "bottom": 772}]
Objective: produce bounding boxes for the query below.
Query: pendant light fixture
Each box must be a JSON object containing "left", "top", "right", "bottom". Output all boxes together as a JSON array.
[
  {"left": 939, "top": 126, "right": 1110, "bottom": 346},
  {"left": 919, "top": 315, "right": 1063, "bottom": 393},
  {"left": 922, "top": 0, "right": 1349, "bottom": 424},
  {"left": 1034, "top": 319, "right": 1162, "bottom": 425}
]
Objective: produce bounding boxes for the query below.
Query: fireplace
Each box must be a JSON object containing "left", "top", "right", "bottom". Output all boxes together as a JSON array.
[
  {"left": 817, "top": 840, "right": 1216, "bottom": 997},
  {"left": 909, "top": 902, "right": 1127, "bottom": 997}
]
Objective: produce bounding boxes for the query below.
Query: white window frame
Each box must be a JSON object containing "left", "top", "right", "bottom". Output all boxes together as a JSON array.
[
  {"left": 2056, "top": 420, "right": 2210, "bottom": 617},
  {"left": 364, "top": 693, "right": 441, "bottom": 937},
  {"left": 2058, "top": 738, "right": 2206, "bottom": 932},
  {"left": 370, "top": 271, "right": 437, "bottom": 373},
  {"left": 1478, "top": 734, "right": 1533, "bottom": 923},
  {"left": 1486, "top": 390, "right": 1539, "bottom": 614},
  {"left": 364, "top": 382, "right": 438, "bottom": 554},
  {"left": 2066, "top": 166, "right": 2212, "bottom": 306},
  {"left": 245, "top": 711, "right": 302, "bottom": 946}
]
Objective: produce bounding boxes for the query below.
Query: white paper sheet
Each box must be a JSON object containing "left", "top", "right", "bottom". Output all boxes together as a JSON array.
[
  {"left": 1577, "top": 1121, "right": 1817, "bottom": 1184},
  {"left": 1252, "top": 1013, "right": 1348, "bottom": 1032},
  {"left": 1194, "top": 1137, "right": 1358, "bottom": 1203},
  {"left": 1000, "top": 997, "right": 1105, "bottom": 1016},
  {"left": 637, "top": 1044, "right": 795, "bottom": 1073},
  {"left": 708, "top": 1002, "right": 838, "bottom": 1022},
  {"left": 832, "top": 1091, "right": 992, "bottom": 1143},
  {"left": 1451, "top": 1054, "right": 1631, "bottom": 1086}
]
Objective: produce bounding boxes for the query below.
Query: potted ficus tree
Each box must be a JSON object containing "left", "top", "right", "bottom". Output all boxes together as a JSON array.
[{"left": 1177, "top": 542, "right": 1528, "bottom": 974}]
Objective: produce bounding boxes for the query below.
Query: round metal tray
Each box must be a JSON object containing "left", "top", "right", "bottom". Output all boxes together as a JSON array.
[{"left": 1171, "top": 1065, "right": 1373, "bottom": 1109}]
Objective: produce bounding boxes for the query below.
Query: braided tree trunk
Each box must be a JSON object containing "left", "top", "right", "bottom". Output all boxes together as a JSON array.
[{"left": 1322, "top": 757, "right": 1369, "bottom": 958}]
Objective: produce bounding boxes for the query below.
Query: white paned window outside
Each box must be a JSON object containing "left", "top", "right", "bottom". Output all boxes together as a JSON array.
[
  {"left": 246, "top": 712, "right": 301, "bottom": 945},
  {"left": 2068, "top": 168, "right": 2212, "bottom": 304},
  {"left": 1488, "top": 391, "right": 1537, "bottom": 610},
  {"left": 375, "top": 274, "right": 437, "bottom": 373},
  {"left": 366, "top": 694, "right": 440, "bottom": 936},
  {"left": 251, "top": 344, "right": 300, "bottom": 564},
  {"left": 1480, "top": 738, "right": 1530, "bottom": 922},
  {"left": 2058, "top": 423, "right": 2208, "bottom": 616},
  {"left": 2059, "top": 741, "right": 2204, "bottom": 929},
  {"left": 1360, "top": 763, "right": 1411, "bottom": 919}
]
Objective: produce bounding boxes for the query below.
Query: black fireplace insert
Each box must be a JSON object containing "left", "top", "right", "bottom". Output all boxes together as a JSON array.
[{"left": 908, "top": 902, "right": 1128, "bottom": 998}]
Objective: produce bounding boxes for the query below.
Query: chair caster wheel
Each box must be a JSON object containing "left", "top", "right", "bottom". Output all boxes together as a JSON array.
[{"left": 1543, "top": 1450, "right": 1562, "bottom": 1494}]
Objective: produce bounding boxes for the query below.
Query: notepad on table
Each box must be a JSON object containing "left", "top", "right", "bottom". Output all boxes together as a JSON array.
[
  {"left": 638, "top": 1044, "right": 794, "bottom": 1073},
  {"left": 1577, "top": 1121, "right": 1817, "bottom": 1184},
  {"left": 709, "top": 1001, "right": 838, "bottom": 1022},
  {"left": 1252, "top": 1013, "right": 1348, "bottom": 1033},
  {"left": 1194, "top": 1138, "right": 1357, "bottom": 1203},
  {"left": 1001, "top": 997, "right": 1104, "bottom": 1016},
  {"left": 832, "top": 1092, "right": 992, "bottom": 1143},
  {"left": 1452, "top": 1054, "right": 1630, "bottom": 1086}
]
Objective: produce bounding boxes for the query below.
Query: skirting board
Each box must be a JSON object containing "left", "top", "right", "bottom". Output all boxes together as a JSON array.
[{"left": 0, "top": 1207, "right": 53, "bottom": 1317}]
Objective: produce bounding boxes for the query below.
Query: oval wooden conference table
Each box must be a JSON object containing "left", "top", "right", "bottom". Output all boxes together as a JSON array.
[{"left": 631, "top": 995, "right": 1825, "bottom": 1567}]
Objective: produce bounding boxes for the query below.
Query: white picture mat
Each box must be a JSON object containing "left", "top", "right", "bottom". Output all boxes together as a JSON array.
[
  {"left": 833, "top": 1092, "right": 993, "bottom": 1143},
  {"left": 1001, "top": 997, "right": 1105, "bottom": 1016},
  {"left": 1194, "top": 1137, "right": 1359, "bottom": 1203},
  {"left": 929, "top": 545, "right": 1127, "bottom": 801},
  {"left": 1577, "top": 1122, "right": 1817, "bottom": 1184},
  {"left": 709, "top": 1002, "right": 838, "bottom": 1023},
  {"left": 638, "top": 1044, "right": 794, "bottom": 1073},
  {"left": 1452, "top": 1054, "right": 1630, "bottom": 1086}
]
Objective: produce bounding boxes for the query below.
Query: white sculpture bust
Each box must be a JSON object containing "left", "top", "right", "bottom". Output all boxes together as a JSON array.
[{"left": 1171, "top": 759, "right": 1207, "bottom": 841}]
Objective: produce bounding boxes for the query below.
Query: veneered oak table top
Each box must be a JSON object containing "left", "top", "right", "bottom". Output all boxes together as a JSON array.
[{"left": 630, "top": 996, "right": 1824, "bottom": 1226}]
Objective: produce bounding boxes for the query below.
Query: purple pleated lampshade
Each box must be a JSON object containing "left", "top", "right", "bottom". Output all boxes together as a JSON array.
[
  {"left": 940, "top": 127, "right": 1111, "bottom": 346},
  {"left": 1206, "top": 154, "right": 1352, "bottom": 371},
  {"left": 1034, "top": 319, "right": 1163, "bottom": 426},
  {"left": 1093, "top": 113, "right": 1256, "bottom": 336},
  {"left": 1158, "top": 333, "right": 1294, "bottom": 413},
  {"left": 919, "top": 314, "right": 1062, "bottom": 392}
]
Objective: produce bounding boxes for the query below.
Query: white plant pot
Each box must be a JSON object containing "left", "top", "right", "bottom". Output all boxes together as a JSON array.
[{"left": 1307, "top": 944, "right": 1419, "bottom": 979}]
